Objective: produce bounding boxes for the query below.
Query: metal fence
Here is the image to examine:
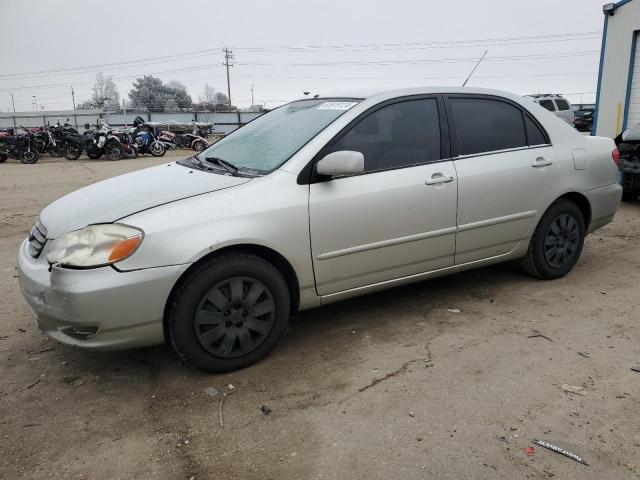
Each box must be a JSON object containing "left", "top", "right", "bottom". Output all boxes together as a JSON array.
[{"left": 0, "top": 109, "right": 265, "bottom": 134}]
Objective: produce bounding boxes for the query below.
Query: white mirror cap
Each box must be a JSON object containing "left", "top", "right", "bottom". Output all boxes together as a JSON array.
[{"left": 316, "top": 150, "right": 364, "bottom": 176}]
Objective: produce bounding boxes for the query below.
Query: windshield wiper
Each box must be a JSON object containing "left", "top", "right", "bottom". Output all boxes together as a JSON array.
[{"left": 204, "top": 156, "right": 239, "bottom": 176}]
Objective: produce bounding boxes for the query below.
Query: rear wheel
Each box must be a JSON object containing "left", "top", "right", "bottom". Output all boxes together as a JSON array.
[
  {"left": 105, "top": 142, "right": 123, "bottom": 160},
  {"left": 519, "top": 199, "right": 585, "bottom": 279},
  {"left": 48, "top": 145, "right": 64, "bottom": 157},
  {"left": 167, "top": 253, "right": 291, "bottom": 373}
]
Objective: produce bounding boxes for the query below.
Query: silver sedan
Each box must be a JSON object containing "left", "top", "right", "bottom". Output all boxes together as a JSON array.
[{"left": 17, "top": 87, "right": 622, "bottom": 372}]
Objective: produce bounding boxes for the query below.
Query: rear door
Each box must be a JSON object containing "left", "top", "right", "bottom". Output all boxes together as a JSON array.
[
  {"left": 308, "top": 96, "right": 458, "bottom": 295},
  {"left": 445, "top": 95, "right": 557, "bottom": 264}
]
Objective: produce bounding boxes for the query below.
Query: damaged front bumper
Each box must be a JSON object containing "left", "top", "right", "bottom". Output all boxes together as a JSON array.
[{"left": 17, "top": 238, "right": 189, "bottom": 350}]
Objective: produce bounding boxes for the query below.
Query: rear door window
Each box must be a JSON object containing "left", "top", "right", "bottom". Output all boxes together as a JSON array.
[
  {"left": 538, "top": 100, "right": 556, "bottom": 111},
  {"left": 449, "top": 97, "right": 527, "bottom": 156}
]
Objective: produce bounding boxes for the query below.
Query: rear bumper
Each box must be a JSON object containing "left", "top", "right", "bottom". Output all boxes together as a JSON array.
[
  {"left": 17, "top": 238, "right": 189, "bottom": 351},
  {"left": 585, "top": 183, "right": 622, "bottom": 233}
]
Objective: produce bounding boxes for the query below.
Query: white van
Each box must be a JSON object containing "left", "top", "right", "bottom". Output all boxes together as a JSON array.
[{"left": 525, "top": 94, "right": 575, "bottom": 125}]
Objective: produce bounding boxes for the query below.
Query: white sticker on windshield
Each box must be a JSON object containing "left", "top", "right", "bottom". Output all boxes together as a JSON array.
[{"left": 317, "top": 101, "right": 358, "bottom": 110}]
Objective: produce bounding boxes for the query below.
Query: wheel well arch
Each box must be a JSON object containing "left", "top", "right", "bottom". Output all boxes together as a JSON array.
[
  {"left": 162, "top": 244, "right": 301, "bottom": 340},
  {"left": 556, "top": 192, "right": 591, "bottom": 229}
]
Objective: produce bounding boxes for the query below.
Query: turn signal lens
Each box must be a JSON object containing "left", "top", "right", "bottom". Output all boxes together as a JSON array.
[{"left": 108, "top": 236, "right": 143, "bottom": 262}]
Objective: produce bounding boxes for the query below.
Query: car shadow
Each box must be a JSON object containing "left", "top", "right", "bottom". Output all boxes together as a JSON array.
[{"left": 54, "top": 261, "right": 532, "bottom": 381}]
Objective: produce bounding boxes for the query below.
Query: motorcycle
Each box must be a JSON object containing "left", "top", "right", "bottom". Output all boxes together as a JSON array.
[
  {"left": 64, "top": 120, "right": 123, "bottom": 161},
  {"left": 32, "top": 126, "right": 65, "bottom": 157},
  {"left": 177, "top": 124, "right": 208, "bottom": 151},
  {"left": 113, "top": 130, "right": 138, "bottom": 159},
  {"left": 131, "top": 116, "right": 166, "bottom": 157},
  {"left": 0, "top": 128, "right": 40, "bottom": 164}
]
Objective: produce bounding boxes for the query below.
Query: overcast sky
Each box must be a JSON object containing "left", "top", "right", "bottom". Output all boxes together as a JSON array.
[{"left": 0, "top": 0, "right": 612, "bottom": 112}]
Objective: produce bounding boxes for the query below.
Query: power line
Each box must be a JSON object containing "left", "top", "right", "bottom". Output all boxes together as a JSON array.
[
  {"left": 0, "top": 31, "right": 600, "bottom": 81},
  {"left": 239, "top": 50, "right": 599, "bottom": 68},
  {"left": 0, "top": 49, "right": 599, "bottom": 92},
  {"left": 232, "top": 31, "right": 601, "bottom": 52}
]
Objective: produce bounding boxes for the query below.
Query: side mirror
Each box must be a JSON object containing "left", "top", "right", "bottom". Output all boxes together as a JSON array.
[{"left": 316, "top": 150, "right": 364, "bottom": 177}]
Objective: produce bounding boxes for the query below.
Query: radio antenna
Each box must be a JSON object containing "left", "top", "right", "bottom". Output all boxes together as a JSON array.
[{"left": 462, "top": 50, "right": 488, "bottom": 87}]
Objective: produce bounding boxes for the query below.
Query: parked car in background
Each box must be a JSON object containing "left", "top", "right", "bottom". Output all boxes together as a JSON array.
[
  {"left": 18, "top": 87, "right": 621, "bottom": 372},
  {"left": 615, "top": 122, "right": 640, "bottom": 201},
  {"left": 574, "top": 107, "right": 595, "bottom": 132},
  {"left": 525, "top": 94, "right": 575, "bottom": 125}
]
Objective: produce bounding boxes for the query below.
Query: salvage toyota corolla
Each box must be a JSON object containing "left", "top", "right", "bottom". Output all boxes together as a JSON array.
[{"left": 18, "top": 87, "right": 622, "bottom": 372}]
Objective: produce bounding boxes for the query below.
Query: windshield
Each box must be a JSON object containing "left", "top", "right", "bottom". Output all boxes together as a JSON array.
[{"left": 197, "top": 98, "right": 360, "bottom": 173}]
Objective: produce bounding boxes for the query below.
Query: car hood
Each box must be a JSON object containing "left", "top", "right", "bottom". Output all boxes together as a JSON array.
[{"left": 40, "top": 162, "right": 251, "bottom": 237}]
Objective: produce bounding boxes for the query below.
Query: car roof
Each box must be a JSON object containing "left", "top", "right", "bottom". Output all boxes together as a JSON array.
[{"left": 294, "top": 86, "right": 535, "bottom": 103}]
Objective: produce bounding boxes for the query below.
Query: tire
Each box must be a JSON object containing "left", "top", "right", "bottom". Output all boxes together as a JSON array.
[
  {"left": 0, "top": 153, "right": 7, "bottom": 163},
  {"left": 20, "top": 149, "right": 40, "bottom": 164},
  {"left": 33, "top": 140, "right": 46, "bottom": 154},
  {"left": 64, "top": 145, "right": 82, "bottom": 161},
  {"left": 192, "top": 139, "right": 207, "bottom": 152},
  {"left": 86, "top": 145, "right": 102, "bottom": 160},
  {"left": 167, "top": 253, "right": 291, "bottom": 373},
  {"left": 519, "top": 199, "right": 585, "bottom": 279},
  {"left": 621, "top": 190, "right": 639, "bottom": 202},
  {"left": 123, "top": 146, "right": 138, "bottom": 159},
  {"left": 150, "top": 141, "right": 165, "bottom": 157},
  {"left": 48, "top": 145, "right": 64, "bottom": 157},
  {"left": 106, "top": 143, "right": 123, "bottom": 161}
]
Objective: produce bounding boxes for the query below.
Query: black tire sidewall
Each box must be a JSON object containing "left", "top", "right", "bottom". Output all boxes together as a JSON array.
[
  {"left": 168, "top": 255, "right": 290, "bottom": 373},
  {"left": 531, "top": 200, "right": 585, "bottom": 279}
]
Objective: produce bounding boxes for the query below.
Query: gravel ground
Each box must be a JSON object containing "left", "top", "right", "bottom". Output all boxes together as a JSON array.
[{"left": 1, "top": 153, "right": 639, "bottom": 479}]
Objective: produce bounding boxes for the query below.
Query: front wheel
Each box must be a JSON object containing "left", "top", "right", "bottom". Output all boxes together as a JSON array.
[
  {"left": 64, "top": 145, "right": 82, "bottom": 160},
  {"left": 150, "top": 141, "right": 165, "bottom": 157},
  {"left": 20, "top": 149, "right": 40, "bottom": 164},
  {"left": 167, "top": 253, "right": 291, "bottom": 373},
  {"left": 519, "top": 199, "right": 585, "bottom": 279},
  {"left": 192, "top": 139, "right": 207, "bottom": 152}
]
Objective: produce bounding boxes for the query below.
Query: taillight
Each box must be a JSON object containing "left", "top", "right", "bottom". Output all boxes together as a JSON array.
[{"left": 612, "top": 148, "right": 621, "bottom": 168}]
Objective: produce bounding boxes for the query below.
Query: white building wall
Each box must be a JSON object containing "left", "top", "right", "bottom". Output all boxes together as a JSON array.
[{"left": 595, "top": 0, "right": 640, "bottom": 137}]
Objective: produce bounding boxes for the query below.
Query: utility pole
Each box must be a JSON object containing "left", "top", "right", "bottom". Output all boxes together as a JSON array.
[
  {"left": 32, "top": 95, "right": 37, "bottom": 112},
  {"left": 70, "top": 85, "right": 76, "bottom": 110},
  {"left": 223, "top": 48, "right": 234, "bottom": 107},
  {"left": 9, "top": 93, "right": 17, "bottom": 131},
  {"left": 251, "top": 84, "right": 254, "bottom": 108}
]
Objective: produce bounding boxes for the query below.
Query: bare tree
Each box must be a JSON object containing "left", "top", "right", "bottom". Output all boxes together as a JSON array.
[
  {"left": 88, "top": 72, "right": 119, "bottom": 108},
  {"left": 199, "top": 84, "right": 217, "bottom": 108}
]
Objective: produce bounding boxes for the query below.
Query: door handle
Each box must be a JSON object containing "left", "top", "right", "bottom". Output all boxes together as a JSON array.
[
  {"left": 532, "top": 157, "right": 553, "bottom": 168},
  {"left": 426, "top": 174, "right": 454, "bottom": 185}
]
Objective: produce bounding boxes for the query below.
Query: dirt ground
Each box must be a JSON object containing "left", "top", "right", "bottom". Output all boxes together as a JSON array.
[{"left": 1, "top": 153, "right": 639, "bottom": 480}]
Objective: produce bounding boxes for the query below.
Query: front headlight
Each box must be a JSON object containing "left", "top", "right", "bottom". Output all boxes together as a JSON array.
[{"left": 46, "top": 224, "right": 143, "bottom": 268}]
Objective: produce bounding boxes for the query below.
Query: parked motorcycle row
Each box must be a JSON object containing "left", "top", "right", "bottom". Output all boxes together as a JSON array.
[{"left": 0, "top": 116, "right": 210, "bottom": 164}]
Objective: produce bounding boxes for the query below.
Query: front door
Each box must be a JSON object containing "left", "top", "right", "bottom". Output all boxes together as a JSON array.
[{"left": 308, "top": 97, "right": 458, "bottom": 295}]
